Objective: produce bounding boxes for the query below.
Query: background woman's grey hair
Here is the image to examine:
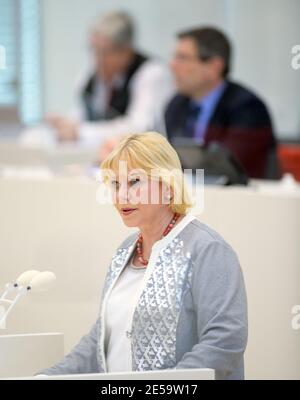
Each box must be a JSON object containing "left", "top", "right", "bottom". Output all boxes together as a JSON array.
[{"left": 92, "top": 11, "right": 135, "bottom": 47}]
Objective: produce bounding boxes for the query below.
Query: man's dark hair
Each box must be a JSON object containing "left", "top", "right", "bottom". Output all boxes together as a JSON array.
[{"left": 178, "top": 27, "right": 232, "bottom": 77}]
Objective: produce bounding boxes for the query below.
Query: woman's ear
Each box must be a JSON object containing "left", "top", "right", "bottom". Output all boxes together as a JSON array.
[{"left": 162, "top": 183, "right": 174, "bottom": 204}]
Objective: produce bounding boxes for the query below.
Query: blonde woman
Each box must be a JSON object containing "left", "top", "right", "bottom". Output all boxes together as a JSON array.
[{"left": 39, "top": 132, "right": 247, "bottom": 380}]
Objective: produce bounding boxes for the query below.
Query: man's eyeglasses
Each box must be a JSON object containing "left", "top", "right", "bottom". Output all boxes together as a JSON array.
[{"left": 172, "top": 53, "right": 200, "bottom": 63}]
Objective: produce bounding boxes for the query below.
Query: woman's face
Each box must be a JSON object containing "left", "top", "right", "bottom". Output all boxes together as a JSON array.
[{"left": 109, "top": 167, "right": 172, "bottom": 228}]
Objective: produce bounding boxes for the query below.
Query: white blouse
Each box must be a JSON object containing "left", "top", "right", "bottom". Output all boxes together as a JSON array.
[{"left": 104, "top": 256, "right": 146, "bottom": 372}]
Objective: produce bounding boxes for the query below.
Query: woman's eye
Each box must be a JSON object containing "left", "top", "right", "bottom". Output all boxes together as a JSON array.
[
  {"left": 129, "top": 178, "right": 140, "bottom": 186},
  {"left": 111, "top": 181, "right": 120, "bottom": 188}
]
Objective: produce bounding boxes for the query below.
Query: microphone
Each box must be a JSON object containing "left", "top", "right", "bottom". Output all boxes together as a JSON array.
[
  {"left": 16, "top": 270, "right": 41, "bottom": 287},
  {"left": 0, "top": 270, "right": 40, "bottom": 301},
  {"left": 28, "top": 271, "right": 56, "bottom": 292},
  {"left": 0, "top": 270, "right": 56, "bottom": 328}
]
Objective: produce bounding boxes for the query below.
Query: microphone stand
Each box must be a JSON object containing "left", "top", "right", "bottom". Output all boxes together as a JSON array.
[{"left": 0, "top": 284, "right": 31, "bottom": 327}]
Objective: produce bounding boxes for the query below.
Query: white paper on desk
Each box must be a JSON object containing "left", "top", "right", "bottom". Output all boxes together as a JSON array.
[
  {"left": 254, "top": 173, "right": 300, "bottom": 195},
  {"left": 19, "top": 124, "right": 57, "bottom": 149}
]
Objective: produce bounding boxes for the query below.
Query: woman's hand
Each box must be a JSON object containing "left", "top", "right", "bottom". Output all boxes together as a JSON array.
[{"left": 46, "top": 114, "right": 79, "bottom": 142}]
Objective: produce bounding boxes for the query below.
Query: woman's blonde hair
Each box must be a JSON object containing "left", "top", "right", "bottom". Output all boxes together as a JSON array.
[{"left": 100, "top": 132, "right": 194, "bottom": 215}]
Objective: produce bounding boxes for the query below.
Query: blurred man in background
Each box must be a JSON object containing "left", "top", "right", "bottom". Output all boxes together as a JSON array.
[
  {"left": 166, "top": 27, "right": 278, "bottom": 178},
  {"left": 47, "top": 11, "right": 174, "bottom": 149}
]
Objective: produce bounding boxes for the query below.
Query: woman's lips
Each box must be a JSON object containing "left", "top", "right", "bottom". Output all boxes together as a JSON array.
[{"left": 121, "top": 208, "right": 138, "bottom": 216}]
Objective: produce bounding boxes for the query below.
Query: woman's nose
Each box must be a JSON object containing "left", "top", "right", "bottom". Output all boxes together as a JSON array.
[{"left": 117, "top": 185, "right": 129, "bottom": 204}]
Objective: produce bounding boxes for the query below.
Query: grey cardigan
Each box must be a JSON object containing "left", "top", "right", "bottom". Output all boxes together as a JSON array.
[{"left": 39, "top": 216, "right": 248, "bottom": 380}]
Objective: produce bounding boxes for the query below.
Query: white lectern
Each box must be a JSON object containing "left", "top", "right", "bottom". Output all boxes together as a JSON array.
[
  {"left": 9, "top": 368, "right": 215, "bottom": 380},
  {"left": 49, "top": 368, "right": 215, "bottom": 380},
  {"left": 0, "top": 333, "right": 64, "bottom": 378}
]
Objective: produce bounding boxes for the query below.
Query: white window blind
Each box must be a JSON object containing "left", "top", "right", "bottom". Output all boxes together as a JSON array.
[
  {"left": 0, "top": 0, "right": 17, "bottom": 106},
  {"left": 0, "top": 0, "right": 42, "bottom": 124}
]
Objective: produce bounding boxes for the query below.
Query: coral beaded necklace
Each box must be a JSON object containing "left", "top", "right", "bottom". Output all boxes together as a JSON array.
[{"left": 136, "top": 212, "right": 181, "bottom": 266}]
